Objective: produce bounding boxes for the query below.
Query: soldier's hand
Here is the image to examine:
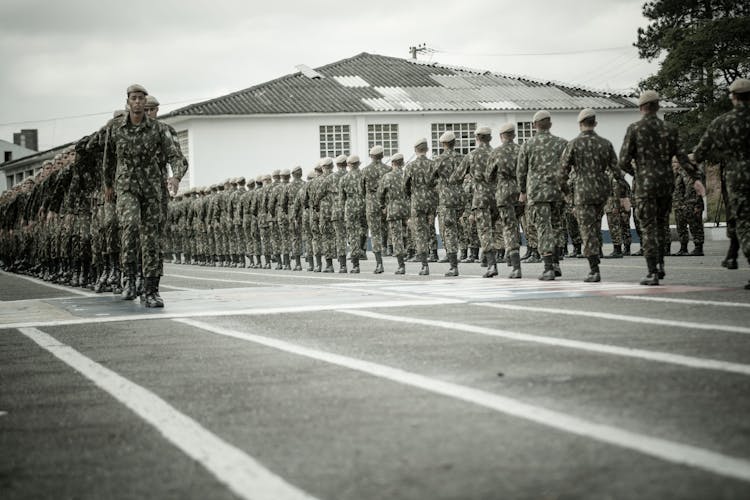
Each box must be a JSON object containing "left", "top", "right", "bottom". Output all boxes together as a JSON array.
[
  {"left": 620, "top": 198, "right": 631, "bottom": 211},
  {"left": 519, "top": 193, "right": 527, "bottom": 203},
  {"left": 104, "top": 187, "right": 114, "bottom": 203},
  {"left": 693, "top": 180, "right": 706, "bottom": 197},
  {"left": 168, "top": 177, "right": 180, "bottom": 195}
]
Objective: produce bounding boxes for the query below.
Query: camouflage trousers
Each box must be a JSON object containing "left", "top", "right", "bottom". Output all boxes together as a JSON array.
[
  {"left": 521, "top": 208, "right": 537, "bottom": 248},
  {"left": 387, "top": 218, "right": 408, "bottom": 258},
  {"left": 473, "top": 208, "right": 495, "bottom": 253},
  {"left": 676, "top": 203, "right": 704, "bottom": 245},
  {"left": 102, "top": 201, "right": 119, "bottom": 255},
  {"left": 302, "top": 211, "right": 313, "bottom": 258},
  {"left": 366, "top": 202, "right": 384, "bottom": 253},
  {"left": 726, "top": 181, "right": 750, "bottom": 260},
  {"left": 288, "top": 218, "right": 302, "bottom": 257},
  {"left": 116, "top": 190, "right": 162, "bottom": 277},
  {"left": 565, "top": 204, "right": 582, "bottom": 246},
  {"left": 575, "top": 204, "right": 605, "bottom": 257},
  {"left": 620, "top": 209, "right": 633, "bottom": 246},
  {"left": 259, "top": 224, "right": 273, "bottom": 256},
  {"left": 494, "top": 203, "right": 522, "bottom": 253},
  {"left": 530, "top": 202, "right": 564, "bottom": 256},
  {"left": 438, "top": 206, "right": 460, "bottom": 254},
  {"left": 333, "top": 217, "right": 346, "bottom": 257},
  {"left": 635, "top": 196, "right": 671, "bottom": 260},
  {"left": 319, "top": 211, "right": 335, "bottom": 259},
  {"left": 411, "top": 210, "right": 433, "bottom": 256},
  {"left": 309, "top": 211, "right": 321, "bottom": 256},
  {"left": 459, "top": 211, "right": 479, "bottom": 251},
  {"left": 345, "top": 209, "right": 366, "bottom": 259},
  {"left": 606, "top": 208, "right": 623, "bottom": 245}
]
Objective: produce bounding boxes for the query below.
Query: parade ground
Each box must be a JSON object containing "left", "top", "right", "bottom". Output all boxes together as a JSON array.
[{"left": 2, "top": 240, "right": 749, "bottom": 500}]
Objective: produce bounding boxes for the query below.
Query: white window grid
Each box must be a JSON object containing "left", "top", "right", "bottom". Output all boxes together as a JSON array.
[
  {"left": 319, "top": 125, "right": 351, "bottom": 158},
  {"left": 367, "top": 124, "right": 399, "bottom": 157},
  {"left": 430, "top": 123, "right": 476, "bottom": 156},
  {"left": 516, "top": 121, "right": 535, "bottom": 145}
]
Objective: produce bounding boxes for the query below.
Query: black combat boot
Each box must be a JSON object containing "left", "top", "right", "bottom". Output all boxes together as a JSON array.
[
  {"left": 429, "top": 249, "right": 439, "bottom": 263},
  {"left": 419, "top": 254, "right": 430, "bottom": 276},
  {"left": 306, "top": 255, "right": 314, "bottom": 271},
  {"left": 584, "top": 256, "right": 601, "bottom": 283},
  {"left": 122, "top": 264, "right": 137, "bottom": 300},
  {"left": 444, "top": 253, "right": 459, "bottom": 277},
  {"left": 482, "top": 250, "right": 498, "bottom": 278},
  {"left": 496, "top": 248, "right": 506, "bottom": 264},
  {"left": 395, "top": 255, "right": 406, "bottom": 275},
  {"left": 109, "top": 257, "right": 122, "bottom": 293},
  {"left": 374, "top": 252, "right": 384, "bottom": 274},
  {"left": 538, "top": 255, "right": 556, "bottom": 281},
  {"left": 462, "top": 248, "right": 477, "bottom": 263},
  {"left": 274, "top": 254, "right": 283, "bottom": 270},
  {"left": 520, "top": 246, "right": 532, "bottom": 261},
  {"left": 338, "top": 255, "right": 347, "bottom": 273},
  {"left": 552, "top": 249, "right": 562, "bottom": 277},
  {"left": 480, "top": 252, "right": 488, "bottom": 267},
  {"left": 527, "top": 248, "right": 542, "bottom": 264},
  {"left": 508, "top": 251, "right": 522, "bottom": 279},
  {"left": 557, "top": 246, "right": 565, "bottom": 261},
  {"left": 69, "top": 260, "right": 81, "bottom": 287},
  {"left": 570, "top": 243, "right": 581, "bottom": 258},
  {"left": 264, "top": 255, "right": 272, "bottom": 269},
  {"left": 722, "top": 236, "right": 739, "bottom": 269},
  {"left": 604, "top": 244, "right": 623, "bottom": 259},
  {"left": 640, "top": 257, "right": 660, "bottom": 286},
  {"left": 690, "top": 242, "right": 704, "bottom": 256},
  {"left": 459, "top": 248, "right": 468, "bottom": 262},
  {"left": 292, "top": 255, "right": 302, "bottom": 271},
  {"left": 283, "top": 254, "right": 292, "bottom": 270},
  {"left": 350, "top": 256, "right": 360, "bottom": 273},
  {"left": 323, "top": 258, "right": 334, "bottom": 273},
  {"left": 314, "top": 255, "right": 322, "bottom": 272},
  {"left": 143, "top": 276, "right": 164, "bottom": 308},
  {"left": 675, "top": 242, "right": 689, "bottom": 256},
  {"left": 657, "top": 256, "right": 666, "bottom": 279},
  {"left": 622, "top": 243, "right": 631, "bottom": 256},
  {"left": 406, "top": 249, "right": 417, "bottom": 262},
  {"left": 386, "top": 244, "right": 393, "bottom": 257}
]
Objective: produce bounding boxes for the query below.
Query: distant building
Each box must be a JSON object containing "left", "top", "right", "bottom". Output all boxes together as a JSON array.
[
  {"left": 13, "top": 129, "right": 38, "bottom": 152},
  {"left": 161, "top": 52, "right": 682, "bottom": 190},
  {"left": 0, "top": 139, "right": 39, "bottom": 191},
  {"left": 0, "top": 142, "right": 71, "bottom": 192}
]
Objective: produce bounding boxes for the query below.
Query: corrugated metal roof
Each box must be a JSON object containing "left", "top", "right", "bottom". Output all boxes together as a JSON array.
[{"left": 163, "top": 52, "right": 639, "bottom": 118}]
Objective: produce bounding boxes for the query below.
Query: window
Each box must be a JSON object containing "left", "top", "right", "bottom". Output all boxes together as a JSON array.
[
  {"left": 367, "top": 124, "right": 398, "bottom": 157},
  {"left": 516, "top": 121, "right": 535, "bottom": 145},
  {"left": 430, "top": 122, "right": 476, "bottom": 156},
  {"left": 4, "top": 151, "right": 11, "bottom": 162},
  {"left": 6, "top": 175, "right": 13, "bottom": 188},
  {"left": 319, "top": 125, "right": 350, "bottom": 158}
]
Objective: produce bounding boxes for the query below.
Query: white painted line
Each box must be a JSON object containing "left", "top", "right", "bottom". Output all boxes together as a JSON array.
[
  {"left": 341, "top": 310, "right": 750, "bottom": 376},
  {"left": 477, "top": 302, "right": 750, "bottom": 336},
  {"left": 0, "top": 297, "right": 462, "bottom": 330},
  {"left": 617, "top": 296, "right": 750, "bottom": 308},
  {"left": 0, "top": 271, "right": 93, "bottom": 297},
  {"left": 18, "top": 327, "right": 319, "bottom": 500},
  {"left": 159, "top": 284, "right": 193, "bottom": 291},
  {"left": 168, "top": 264, "right": 383, "bottom": 283},
  {"left": 177, "top": 318, "right": 750, "bottom": 483}
]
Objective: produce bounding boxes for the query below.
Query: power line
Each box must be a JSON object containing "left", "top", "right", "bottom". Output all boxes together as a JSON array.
[{"left": 433, "top": 45, "right": 632, "bottom": 57}]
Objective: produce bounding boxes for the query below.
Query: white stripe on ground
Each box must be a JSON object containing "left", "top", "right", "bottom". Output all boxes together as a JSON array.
[
  {"left": 18, "top": 327, "right": 319, "bottom": 500},
  {"left": 176, "top": 317, "right": 750, "bottom": 483},
  {"left": 341, "top": 310, "right": 750, "bottom": 376},
  {"left": 476, "top": 302, "right": 750, "bottom": 335},
  {"left": 167, "top": 264, "right": 382, "bottom": 282},
  {"left": 0, "top": 298, "right": 462, "bottom": 330},
  {"left": 617, "top": 295, "right": 750, "bottom": 308},
  {"left": 0, "top": 271, "right": 93, "bottom": 297}
]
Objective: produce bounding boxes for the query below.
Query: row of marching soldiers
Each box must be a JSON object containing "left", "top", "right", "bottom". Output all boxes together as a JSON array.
[{"left": 0, "top": 91, "right": 187, "bottom": 305}]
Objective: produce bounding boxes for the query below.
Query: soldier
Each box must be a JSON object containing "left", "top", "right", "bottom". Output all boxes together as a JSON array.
[
  {"left": 671, "top": 158, "right": 689, "bottom": 256},
  {"left": 103, "top": 84, "right": 186, "bottom": 307},
  {"left": 691, "top": 78, "right": 750, "bottom": 289},
  {"left": 564, "top": 173, "right": 583, "bottom": 258},
  {"left": 518, "top": 110, "right": 568, "bottom": 280},
  {"left": 674, "top": 162, "right": 705, "bottom": 256},
  {"left": 331, "top": 155, "right": 349, "bottom": 273},
  {"left": 285, "top": 166, "right": 305, "bottom": 271},
  {"left": 298, "top": 170, "right": 316, "bottom": 271},
  {"left": 603, "top": 169, "right": 626, "bottom": 259},
  {"left": 433, "top": 131, "right": 465, "bottom": 277},
  {"left": 488, "top": 123, "right": 523, "bottom": 279},
  {"left": 340, "top": 155, "right": 366, "bottom": 273},
  {"left": 562, "top": 108, "right": 628, "bottom": 282},
  {"left": 378, "top": 153, "right": 409, "bottom": 274},
  {"left": 276, "top": 171, "right": 292, "bottom": 270},
  {"left": 619, "top": 90, "right": 705, "bottom": 286},
  {"left": 405, "top": 138, "right": 435, "bottom": 276},
  {"left": 317, "top": 160, "right": 337, "bottom": 272},
  {"left": 257, "top": 175, "right": 274, "bottom": 269},
  {"left": 230, "top": 177, "right": 247, "bottom": 267},
  {"left": 363, "top": 145, "right": 390, "bottom": 273}
]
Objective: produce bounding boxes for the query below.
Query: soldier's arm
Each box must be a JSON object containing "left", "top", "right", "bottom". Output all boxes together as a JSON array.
[{"left": 618, "top": 126, "right": 636, "bottom": 176}]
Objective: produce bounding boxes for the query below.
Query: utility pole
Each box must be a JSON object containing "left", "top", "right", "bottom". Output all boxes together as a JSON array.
[{"left": 409, "top": 43, "right": 432, "bottom": 60}]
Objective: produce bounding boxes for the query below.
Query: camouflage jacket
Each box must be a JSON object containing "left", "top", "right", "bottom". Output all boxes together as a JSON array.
[
  {"left": 433, "top": 149, "right": 464, "bottom": 209},
  {"left": 618, "top": 113, "right": 699, "bottom": 199},
  {"left": 692, "top": 102, "right": 750, "bottom": 193},
  {"left": 404, "top": 155, "right": 435, "bottom": 214},
  {"left": 560, "top": 130, "right": 622, "bottom": 206},
  {"left": 331, "top": 168, "right": 347, "bottom": 221},
  {"left": 452, "top": 143, "right": 494, "bottom": 209},
  {"left": 318, "top": 171, "right": 337, "bottom": 219},
  {"left": 377, "top": 167, "right": 409, "bottom": 221},
  {"left": 286, "top": 179, "right": 304, "bottom": 223},
  {"left": 363, "top": 160, "right": 389, "bottom": 212},
  {"left": 518, "top": 130, "right": 567, "bottom": 204},
  {"left": 488, "top": 142, "right": 520, "bottom": 207},
  {"left": 340, "top": 167, "right": 366, "bottom": 219}
]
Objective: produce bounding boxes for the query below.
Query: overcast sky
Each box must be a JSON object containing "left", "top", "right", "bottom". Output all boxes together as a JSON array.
[{"left": 0, "top": 0, "right": 660, "bottom": 151}]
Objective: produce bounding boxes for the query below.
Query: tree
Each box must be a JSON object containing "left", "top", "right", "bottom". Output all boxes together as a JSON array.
[{"left": 635, "top": 0, "right": 750, "bottom": 146}]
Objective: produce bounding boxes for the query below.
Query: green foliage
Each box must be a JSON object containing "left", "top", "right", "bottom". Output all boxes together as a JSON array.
[{"left": 635, "top": 0, "right": 750, "bottom": 146}]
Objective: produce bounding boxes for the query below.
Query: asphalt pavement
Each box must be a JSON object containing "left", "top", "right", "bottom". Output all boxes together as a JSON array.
[{"left": 1, "top": 240, "right": 749, "bottom": 500}]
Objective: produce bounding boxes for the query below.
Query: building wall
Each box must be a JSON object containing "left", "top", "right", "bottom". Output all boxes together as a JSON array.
[
  {"left": 169, "top": 109, "right": 643, "bottom": 189},
  {"left": 0, "top": 140, "right": 40, "bottom": 191}
]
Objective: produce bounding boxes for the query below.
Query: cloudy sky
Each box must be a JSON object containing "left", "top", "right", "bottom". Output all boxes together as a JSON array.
[{"left": 0, "top": 0, "right": 660, "bottom": 151}]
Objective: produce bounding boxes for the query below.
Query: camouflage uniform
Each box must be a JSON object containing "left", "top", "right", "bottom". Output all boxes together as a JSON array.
[
  {"left": 692, "top": 96, "right": 750, "bottom": 283},
  {"left": 488, "top": 139, "right": 523, "bottom": 277},
  {"left": 363, "top": 157, "right": 389, "bottom": 258},
  {"left": 317, "top": 165, "right": 337, "bottom": 271},
  {"left": 331, "top": 161, "right": 348, "bottom": 269},
  {"left": 378, "top": 162, "right": 409, "bottom": 273},
  {"left": 340, "top": 162, "right": 366, "bottom": 271},
  {"left": 619, "top": 111, "right": 701, "bottom": 284},
  {"left": 675, "top": 166, "right": 705, "bottom": 255},
  {"left": 405, "top": 153, "right": 435, "bottom": 273},
  {"left": 455, "top": 142, "right": 496, "bottom": 260},
  {"left": 561, "top": 128, "right": 624, "bottom": 281},
  {"left": 433, "top": 147, "right": 464, "bottom": 258},
  {"left": 285, "top": 170, "right": 305, "bottom": 270}
]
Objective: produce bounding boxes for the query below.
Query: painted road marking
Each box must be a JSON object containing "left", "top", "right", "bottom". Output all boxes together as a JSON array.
[
  {"left": 341, "top": 310, "right": 750, "bottom": 376},
  {"left": 0, "top": 297, "right": 462, "bottom": 330},
  {"left": 477, "top": 302, "right": 750, "bottom": 335},
  {"left": 177, "top": 317, "right": 750, "bottom": 483},
  {"left": 1, "top": 271, "right": 93, "bottom": 297},
  {"left": 18, "top": 327, "right": 320, "bottom": 500},
  {"left": 617, "top": 295, "right": 750, "bottom": 308}
]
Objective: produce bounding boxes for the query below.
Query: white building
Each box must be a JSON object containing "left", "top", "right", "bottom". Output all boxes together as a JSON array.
[
  {"left": 161, "top": 52, "right": 678, "bottom": 190},
  {"left": 0, "top": 139, "right": 38, "bottom": 191}
]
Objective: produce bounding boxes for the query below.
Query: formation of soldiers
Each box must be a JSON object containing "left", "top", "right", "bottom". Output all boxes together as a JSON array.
[{"left": 2, "top": 80, "right": 749, "bottom": 293}]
